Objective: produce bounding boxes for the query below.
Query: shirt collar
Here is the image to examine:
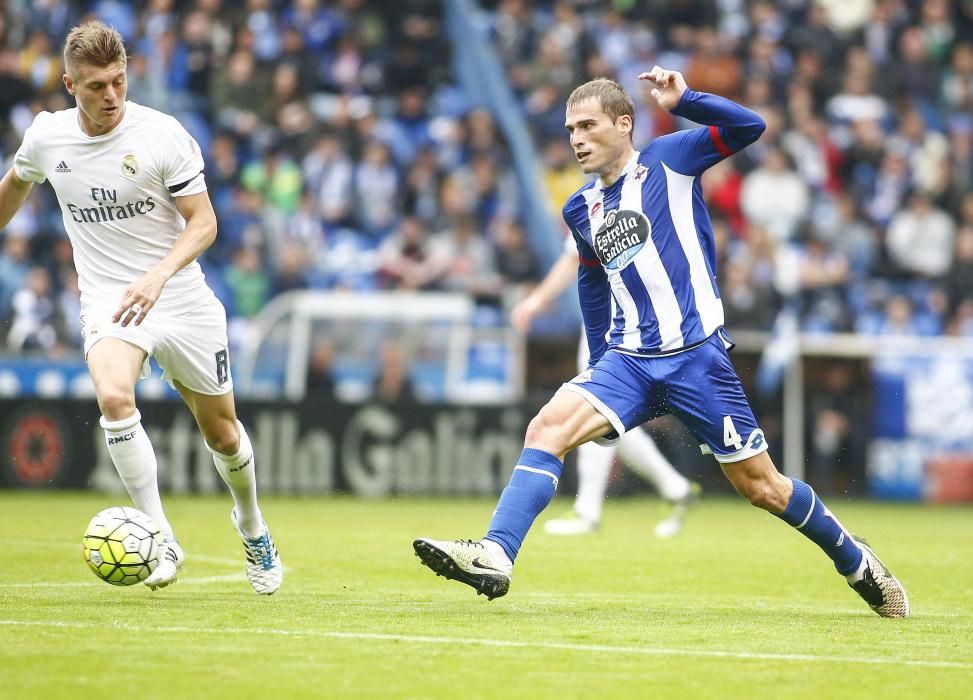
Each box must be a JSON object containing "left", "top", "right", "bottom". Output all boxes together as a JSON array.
[{"left": 595, "top": 150, "right": 641, "bottom": 191}]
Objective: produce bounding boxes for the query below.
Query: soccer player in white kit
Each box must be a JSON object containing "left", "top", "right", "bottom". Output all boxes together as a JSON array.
[
  {"left": 511, "top": 243, "right": 700, "bottom": 538},
  {"left": 0, "top": 22, "right": 282, "bottom": 594}
]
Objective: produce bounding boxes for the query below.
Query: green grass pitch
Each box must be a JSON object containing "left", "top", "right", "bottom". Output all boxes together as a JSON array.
[{"left": 0, "top": 491, "right": 970, "bottom": 699}]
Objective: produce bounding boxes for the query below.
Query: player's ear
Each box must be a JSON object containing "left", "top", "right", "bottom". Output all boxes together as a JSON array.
[
  {"left": 617, "top": 114, "right": 633, "bottom": 139},
  {"left": 63, "top": 73, "right": 76, "bottom": 96}
]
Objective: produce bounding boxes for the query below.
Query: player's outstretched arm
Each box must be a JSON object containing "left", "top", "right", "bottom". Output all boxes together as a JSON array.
[
  {"left": 0, "top": 168, "right": 33, "bottom": 231},
  {"left": 639, "top": 66, "right": 766, "bottom": 155},
  {"left": 511, "top": 249, "right": 578, "bottom": 332},
  {"left": 113, "top": 191, "right": 217, "bottom": 327}
]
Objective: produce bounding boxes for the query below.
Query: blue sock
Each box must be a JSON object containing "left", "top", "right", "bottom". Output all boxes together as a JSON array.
[
  {"left": 485, "top": 448, "right": 563, "bottom": 561},
  {"left": 777, "top": 478, "right": 863, "bottom": 575}
]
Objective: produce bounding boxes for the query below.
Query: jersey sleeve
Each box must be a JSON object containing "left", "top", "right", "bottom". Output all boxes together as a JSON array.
[
  {"left": 652, "top": 89, "right": 766, "bottom": 176},
  {"left": 572, "top": 229, "right": 611, "bottom": 367},
  {"left": 12, "top": 120, "right": 47, "bottom": 184},
  {"left": 160, "top": 120, "right": 207, "bottom": 197},
  {"left": 562, "top": 195, "right": 600, "bottom": 268},
  {"left": 562, "top": 192, "right": 611, "bottom": 366}
]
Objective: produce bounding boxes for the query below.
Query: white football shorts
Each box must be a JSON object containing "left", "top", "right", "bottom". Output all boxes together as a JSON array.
[{"left": 81, "top": 291, "right": 233, "bottom": 395}]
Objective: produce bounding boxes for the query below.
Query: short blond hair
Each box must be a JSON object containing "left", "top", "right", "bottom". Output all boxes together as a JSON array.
[
  {"left": 567, "top": 78, "right": 635, "bottom": 128},
  {"left": 63, "top": 21, "right": 127, "bottom": 77}
]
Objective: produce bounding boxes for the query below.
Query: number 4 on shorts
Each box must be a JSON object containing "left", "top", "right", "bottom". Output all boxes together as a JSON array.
[{"left": 723, "top": 415, "right": 743, "bottom": 450}]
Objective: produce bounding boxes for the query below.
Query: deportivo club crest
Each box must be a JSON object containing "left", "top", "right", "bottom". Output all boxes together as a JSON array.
[
  {"left": 593, "top": 208, "right": 650, "bottom": 270},
  {"left": 121, "top": 153, "right": 139, "bottom": 178}
]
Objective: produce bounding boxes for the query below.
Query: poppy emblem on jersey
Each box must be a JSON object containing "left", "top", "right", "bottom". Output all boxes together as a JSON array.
[
  {"left": 122, "top": 154, "right": 139, "bottom": 178},
  {"left": 593, "top": 208, "right": 650, "bottom": 271}
]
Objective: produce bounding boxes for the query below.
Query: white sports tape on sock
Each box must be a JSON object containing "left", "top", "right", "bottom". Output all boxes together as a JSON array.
[{"left": 100, "top": 409, "right": 142, "bottom": 432}]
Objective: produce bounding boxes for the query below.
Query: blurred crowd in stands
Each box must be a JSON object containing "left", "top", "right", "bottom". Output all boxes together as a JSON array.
[
  {"left": 0, "top": 0, "right": 971, "bottom": 365},
  {"left": 0, "top": 0, "right": 540, "bottom": 356},
  {"left": 487, "top": 0, "right": 973, "bottom": 488},
  {"left": 490, "top": 0, "right": 973, "bottom": 340}
]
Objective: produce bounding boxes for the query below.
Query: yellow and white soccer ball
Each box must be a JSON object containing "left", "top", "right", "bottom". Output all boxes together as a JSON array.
[{"left": 82, "top": 506, "right": 161, "bottom": 586}]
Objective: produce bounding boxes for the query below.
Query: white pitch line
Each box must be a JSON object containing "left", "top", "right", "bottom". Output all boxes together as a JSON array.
[
  {"left": 7, "top": 536, "right": 243, "bottom": 571},
  {"left": 0, "top": 620, "right": 968, "bottom": 670},
  {"left": 186, "top": 554, "right": 242, "bottom": 567},
  {"left": 5, "top": 539, "right": 78, "bottom": 550},
  {"left": 9, "top": 541, "right": 243, "bottom": 568},
  {"left": 3, "top": 574, "right": 246, "bottom": 589}
]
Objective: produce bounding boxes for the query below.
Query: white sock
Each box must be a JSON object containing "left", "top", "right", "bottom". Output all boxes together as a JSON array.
[
  {"left": 573, "top": 440, "right": 615, "bottom": 523},
  {"left": 480, "top": 538, "right": 512, "bottom": 568},
  {"left": 616, "top": 428, "right": 690, "bottom": 501},
  {"left": 845, "top": 550, "right": 869, "bottom": 584},
  {"left": 100, "top": 410, "right": 174, "bottom": 539},
  {"left": 208, "top": 420, "right": 263, "bottom": 537}
]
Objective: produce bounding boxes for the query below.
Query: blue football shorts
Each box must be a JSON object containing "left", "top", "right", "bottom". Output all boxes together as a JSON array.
[{"left": 559, "top": 331, "right": 768, "bottom": 463}]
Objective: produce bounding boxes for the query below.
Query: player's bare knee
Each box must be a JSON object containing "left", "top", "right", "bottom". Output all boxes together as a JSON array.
[
  {"left": 744, "top": 483, "right": 775, "bottom": 511},
  {"left": 523, "top": 412, "right": 567, "bottom": 454},
  {"left": 743, "top": 478, "right": 789, "bottom": 512},
  {"left": 523, "top": 413, "right": 552, "bottom": 446},
  {"left": 98, "top": 389, "right": 136, "bottom": 421},
  {"left": 204, "top": 419, "right": 240, "bottom": 456}
]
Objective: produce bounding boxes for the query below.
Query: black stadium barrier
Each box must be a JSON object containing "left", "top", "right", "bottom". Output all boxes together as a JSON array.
[{"left": 0, "top": 399, "right": 528, "bottom": 495}]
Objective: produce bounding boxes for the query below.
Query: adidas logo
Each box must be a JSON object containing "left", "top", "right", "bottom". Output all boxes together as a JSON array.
[{"left": 54, "top": 160, "right": 71, "bottom": 173}]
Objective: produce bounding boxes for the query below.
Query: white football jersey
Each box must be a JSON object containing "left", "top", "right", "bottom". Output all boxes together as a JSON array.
[{"left": 13, "top": 101, "right": 211, "bottom": 309}]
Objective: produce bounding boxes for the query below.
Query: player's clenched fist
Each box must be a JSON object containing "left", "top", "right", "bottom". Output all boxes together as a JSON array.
[{"left": 639, "top": 66, "right": 688, "bottom": 111}]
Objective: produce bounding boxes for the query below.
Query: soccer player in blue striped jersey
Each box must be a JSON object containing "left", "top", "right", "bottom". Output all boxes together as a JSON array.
[
  {"left": 511, "top": 241, "right": 701, "bottom": 538},
  {"left": 414, "top": 68, "right": 909, "bottom": 617}
]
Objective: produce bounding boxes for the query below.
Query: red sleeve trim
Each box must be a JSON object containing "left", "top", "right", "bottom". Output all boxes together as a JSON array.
[
  {"left": 708, "top": 125, "right": 733, "bottom": 158},
  {"left": 579, "top": 256, "right": 600, "bottom": 267}
]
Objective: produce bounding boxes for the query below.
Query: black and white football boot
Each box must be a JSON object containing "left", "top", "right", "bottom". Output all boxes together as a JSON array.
[
  {"left": 848, "top": 537, "right": 910, "bottom": 618},
  {"left": 413, "top": 538, "right": 512, "bottom": 600}
]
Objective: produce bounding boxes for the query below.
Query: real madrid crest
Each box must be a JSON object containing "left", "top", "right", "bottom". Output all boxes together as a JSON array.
[{"left": 121, "top": 153, "right": 139, "bottom": 178}]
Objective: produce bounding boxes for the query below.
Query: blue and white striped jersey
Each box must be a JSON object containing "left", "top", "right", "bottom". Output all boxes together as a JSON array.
[{"left": 563, "top": 89, "right": 765, "bottom": 363}]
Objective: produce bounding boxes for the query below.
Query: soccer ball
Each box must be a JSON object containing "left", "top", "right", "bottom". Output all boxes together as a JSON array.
[{"left": 82, "top": 506, "right": 161, "bottom": 586}]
